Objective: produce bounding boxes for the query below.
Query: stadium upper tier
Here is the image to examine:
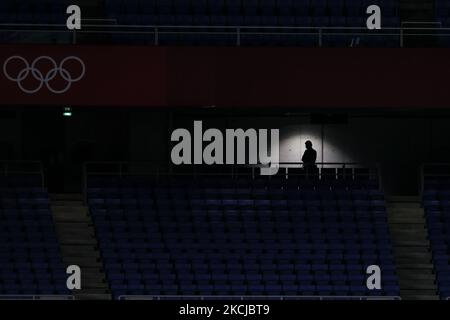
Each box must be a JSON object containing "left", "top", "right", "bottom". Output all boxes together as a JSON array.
[
  {"left": 0, "top": 0, "right": 400, "bottom": 25},
  {"left": 0, "top": 0, "right": 433, "bottom": 47}
]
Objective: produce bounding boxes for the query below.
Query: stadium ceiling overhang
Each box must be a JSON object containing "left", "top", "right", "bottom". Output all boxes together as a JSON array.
[{"left": 0, "top": 45, "right": 448, "bottom": 108}]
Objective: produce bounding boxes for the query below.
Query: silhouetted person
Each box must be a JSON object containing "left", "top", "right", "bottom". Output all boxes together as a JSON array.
[{"left": 302, "top": 140, "right": 317, "bottom": 169}]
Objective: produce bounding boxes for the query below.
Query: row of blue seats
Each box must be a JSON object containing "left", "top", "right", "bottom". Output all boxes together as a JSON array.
[
  {"left": 90, "top": 209, "right": 388, "bottom": 217},
  {"left": 99, "top": 231, "right": 392, "bottom": 239},
  {"left": 96, "top": 225, "right": 390, "bottom": 233},
  {"left": 88, "top": 188, "right": 384, "bottom": 196},
  {"left": 104, "top": 262, "right": 396, "bottom": 270},
  {"left": 107, "top": 274, "right": 398, "bottom": 284},
  {"left": 103, "top": 260, "right": 395, "bottom": 268},
  {"left": 102, "top": 244, "right": 392, "bottom": 254},
  {"left": 96, "top": 231, "right": 390, "bottom": 238},
  {"left": 91, "top": 207, "right": 387, "bottom": 214},
  {"left": 107, "top": 14, "right": 399, "bottom": 26},
  {"left": 89, "top": 203, "right": 386, "bottom": 211},
  {"left": 94, "top": 212, "right": 389, "bottom": 219},
  {"left": 99, "top": 236, "right": 390, "bottom": 245},
  {"left": 102, "top": 247, "right": 392, "bottom": 254},
  {"left": 104, "top": 0, "right": 397, "bottom": 9},
  {"left": 107, "top": 266, "right": 396, "bottom": 274},
  {"left": 103, "top": 254, "right": 394, "bottom": 263},
  {"left": 88, "top": 178, "right": 378, "bottom": 188},
  {"left": 91, "top": 207, "right": 387, "bottom": 213},
  {"left": 92, "top": 216, "right": 389, "bottom": 224},
  {"left": 106, "top": 271, "right": 396, "bottom": 280},
  {"left": 95, "top": 223, "right": 391, "bottom": 231},
  {"left": 105, "top": 273, "right": 397, "bottom": 284},
  {"left": 102, "top": 253, "right": 393, "bottom": 260},
  {"left": 110, "top": 288, "right": 399, "bottom": 297},
  {"left": 106, "top": 277, "right": 397, "bottom": 287}
]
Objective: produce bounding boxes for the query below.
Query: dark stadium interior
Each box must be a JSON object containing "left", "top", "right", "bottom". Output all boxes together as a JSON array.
[{"left": 2, "top": 0, "right": 450, "bottom": 303}]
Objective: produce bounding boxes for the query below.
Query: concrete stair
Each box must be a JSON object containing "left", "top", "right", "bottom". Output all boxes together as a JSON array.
[
  {"left": 387, "top": 196, "right": 439, "bottom": 300},
  {"left": 50, "top": 193, "right": 111, "bottom": 300}
]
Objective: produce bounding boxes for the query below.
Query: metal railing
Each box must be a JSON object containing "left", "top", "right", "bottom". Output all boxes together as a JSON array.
[
  {"left": 0, "top": 160, "right": 45, "bottom": 187},
  {"left": 84, "top": 161, "right": 380, "bottom": 180},
  {"left": 420, "top": 163, "right": 450, "bottom": 197},
  {"left": 83, "top": 161, "right": 381, "bottom": 203},
  {"left": 118, "top": 295, "right": 401, "bottom": 301},
  {"left": 1, "top": 23, "right": 450, "bottom": 47}
]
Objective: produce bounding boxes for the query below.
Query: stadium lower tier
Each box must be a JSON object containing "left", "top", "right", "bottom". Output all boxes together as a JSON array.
[{"left": 89, "top": 176, "right": 400, "bottom": 299}]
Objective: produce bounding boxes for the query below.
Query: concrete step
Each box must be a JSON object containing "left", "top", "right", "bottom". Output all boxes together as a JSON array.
[
  {"left": 80, "top": 280, "right": 108, "bottom": 289},
  {"left": 389, "top": 218, "right": 424, "bottom": 223},
  {"left": 395, "top": 254, "right": 432, "bottom": 261},
  {"left": 388, "top": 202, "right": 422, "bottom": 207},
  {"left": 51, "top": 194, "right": 110, "bottom": 297},
  {"left": 52, "top": 212, "right": 91, "bottom": 223},
  {"left": 51, "top": 200, "right": 85, "bottom": 206},
  {"left": 388, "top": 211, "right": 424, "bottom": 217},
  {"left": 56, "top": 225, "right": 95, "bottom": 234},
  {"left": 56, "top": 224, "right": 95, "bottom": 233},
  {"left": 386, "top": 196, "right": 421, "bottom": 202},
  {"left": 51, "top": 207, "right": 89, "bottom": 215},
  {"left": 390, "top": 230, "right": 428, "bottom": 236},
  {"left": 60, "top": 258, "right": 104, "bottom": 268},
  {"left": 387, "top": 196, "right": 439, "bottom": 300},
  {"left": 396, "top": 263, "right": 434, "bottom": 269},
  {"left": 59, "top": 238, "right": 98, "bottom": 245},
  {"left": 398, "top": 273, "right": 436, "bottom": 281},
  {"left": 394, "top": 252, "right": 432, "bottom": 259},
  {"left": 391, "top": 240, "right": 429, "bottom": 246},
  {"left": 60, "top": 245, "right": 100, "bottom": 255},
  {"left": 398, "top": 281, "right": 437, "bottom": 290},
  {"left": 391, "top": 235, "right": 428, "bottom": 242},
  {"left": 401, "top": 291, "right": 439, "bottom": 300}
]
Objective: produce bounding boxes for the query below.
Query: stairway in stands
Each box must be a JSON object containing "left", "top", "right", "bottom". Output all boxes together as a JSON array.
[
  {"left": 50, "top": 194, "right": 110, "bottom": 300},
  {"left": 387, "top": 196, "right": 439, "bottom": 300}
]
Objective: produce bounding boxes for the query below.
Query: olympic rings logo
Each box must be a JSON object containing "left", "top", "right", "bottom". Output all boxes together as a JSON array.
[{"left": 2, "top": 55, "right": 85, "bottom": 94}]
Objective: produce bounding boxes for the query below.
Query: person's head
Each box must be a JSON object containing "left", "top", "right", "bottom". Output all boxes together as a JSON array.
[{"left": 305, "top": 140, "right": 313, "bottom": 150}]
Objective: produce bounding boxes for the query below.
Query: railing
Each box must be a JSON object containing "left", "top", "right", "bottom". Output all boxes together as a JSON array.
[
  {"left": 0, "top": 295, "right": 74, "bottom": 300},
  {"left": 83, "top": 161, "right": 381, "bottom": 203},
  {"left": 0, "top": 160, "right": 45, "bottom": 187},
  {"left": 420, "top": 163, "right": 450, "bottom": 197},
  {"left": 84, "top": 161, "right": 380, "bottom": 180},
  {"left": 1, "top": 23, "right": 449, "bottom": 47},
  {"left": 118, "top": 295, "right": 401, "bottom": 301}
]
